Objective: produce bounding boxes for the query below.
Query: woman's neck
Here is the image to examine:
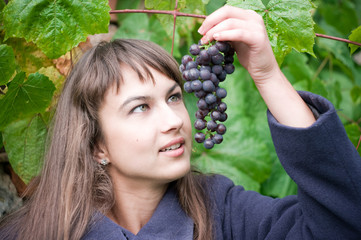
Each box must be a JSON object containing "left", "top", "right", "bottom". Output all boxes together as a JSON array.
[{"left": 107, "top": 181, "right": 169, "bottom": 235}]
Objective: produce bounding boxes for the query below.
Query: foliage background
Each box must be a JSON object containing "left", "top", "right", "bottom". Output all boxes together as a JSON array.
[{"left": 0, "top": 0, "right": 360, "bottom": 198}]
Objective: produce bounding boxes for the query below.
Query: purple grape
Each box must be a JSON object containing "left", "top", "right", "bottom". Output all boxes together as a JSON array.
[
  {"left": 216, "top": 88, "right": 227, "bottom": 98},
  {"left": 189, "top": 44, "right": 200, "bottom": 55},
  {"left": 197, "top": 99, "right": 208, "bottom": 110},
  {"left": 219, "top": 112, "right": 228, "bottom": 122},
  {"left": 207, "top": 120, "right": 217, "bottom": 131},
  {"left": 203, "top": 80, "right": 216, "bottom": 92},
  {"left": 207, "top": 45, "right": 219, "bottom": 56},
  {"left": 217, "top": 102, "right": 227, "bottom": 112},
  {"left": 195, "top": 109, "right": 209, "bottom": 119},
  {"left": 199, "top": 69, "right": 211, "bottom": 80},
  {"left": 205, "top": 93, "right": 217, "bottom": 105},
  {"left": 181, "top": 55, "right": 193, "bottom": 65},
  {"left": 183, "top": 82, "right": 193, "bottom": 93},
  {"left": 226, "top": 47, "right": 235, "bottom": 56},
  {"left": 208, "top": 102, "right": 217, "bottom": 110},
  {"left": 211, "top": 53, "right": 224, "bottom": 65},
  {"left": 198, "top": 50, "right": 211, "bottom": 65},
  {"left": 179, "top": 64, "right": 185, "bottom": 72},
  {"left": 195, "top": 132, "right": 206, "bottom": 143},
  {"left": 186, "top": 61, "right": 198, "bottom": 70},
  {"left": 217, "top": 70, "right": 227, "bottom": 81},
  {"left": 224, "top": 55, "right": 234, "bottom": 63},
  {"left": 191, "top": 80, "right": 203, "bottom": 91},
  {"left": 211, "top": 65, "right": 223, "bottom": 75},
  {"left": 204, "top": 138, "right": 214, "bottom": 149},
  {"left": 200, "top": 65, "right": 212, "bottom": 72},
  {"left": 194, "top": 90, "right": 206, "bottom": 98},
  {"left": 194, "top": 119, "right": 206, "bottom": 130},
  {"left": 215, "top": 41, "right": 230, "bottom": 53},
  {"left": 210, "top": 110, "right": 221, "bottom": 121},
  {"left": 212, "top": 134, "right": 223, "bottom": 144},
  {"left": 224, "top": 63, "right": 235, "bottom": 74},
  {"left": 210, "top": 73, "right": 219, "bottom": 87},
  {"left": 216, "top": 124, "right": 226, "bottom": 135},
  {"left": 188, "top": 68, "right": 200, "bottom": 80},
  {"left": 182, "top": 70, "right": 190, "bottom": 81}
]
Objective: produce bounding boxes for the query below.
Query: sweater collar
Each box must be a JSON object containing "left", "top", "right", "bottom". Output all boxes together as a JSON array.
[{"left": 88, "top": 184, "right": 194, "bottom": 239}]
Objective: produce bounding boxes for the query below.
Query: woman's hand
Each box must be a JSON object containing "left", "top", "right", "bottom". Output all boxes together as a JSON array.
[
  {"left": 198, "top": 5, "right": 316, "bottom": 128},
  {"left": 198, "top": 5, "right": 279, "bottom": 85}
]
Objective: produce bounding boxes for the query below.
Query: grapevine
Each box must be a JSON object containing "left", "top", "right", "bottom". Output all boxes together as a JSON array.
[{"left": 180, "top": 41, "right": 235, "bottom": 149}]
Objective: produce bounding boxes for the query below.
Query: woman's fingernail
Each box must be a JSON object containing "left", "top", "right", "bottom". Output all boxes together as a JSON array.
[{"left": 198, "top": 26, "right": 204, "bottom": 35}]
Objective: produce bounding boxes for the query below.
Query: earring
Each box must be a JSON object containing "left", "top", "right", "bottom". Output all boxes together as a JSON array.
[{"left": 100, "top": 159, "right": 109, "bottom": 166}]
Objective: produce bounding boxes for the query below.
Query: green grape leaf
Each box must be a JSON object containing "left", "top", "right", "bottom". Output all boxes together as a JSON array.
[
  {"left": 311, "top": 79, "right": 328, "bottom": 99},
  {"left": 145, "top": 0, "right": 205, "bottom": 40},
  {"left": 317, "top": 21, "right": 356, "bottom": 78},
  {"left": 0, "top": 0, "right": 5, "bottom": 25},
  {"left": 4, "top": 37, "right": 53, "bottom": 74},
  {"left": 0, "top": 44, "right": 16, "bottom": 85},
  {"left": 3, "top": 114, "right": 47, "bottom": 184},
  {"left": 115, "top": 0, "right": 141, "bottom": 23},
  {"left": 113, "top": 13, "right": 149, "bottom": 40},
  {"left": 349, "top": 25, "right": 361, "bottom": 55},
  {"left": 38, "top": 66, "right": 65, "bottom": 98},
  {"left": 0, "top": 132, "right": 3, "bottom": 150},
  {"left": 2, "top": 0, "right": 110, "bottom": 59},
  {"left": 350, "top": 85, "right": 361, "bottom": 104},
  {"left": 0, "top": 72, "right": 56, "bottom": 130},
  {"left": 206, "top": 0, "right": 227, "bottom": 14},
  {"left": 317, "top": 0, "right": 358, "bottom": 37},
  {"left": 344, "top": 123, "right": 361, "bottom": 156},
  {"left": 261, "top": 161, "right": 297, "bottom": 198},
  {"left": 227, "top": 0, "right": 315, "bottom": 65},
  {"left": 196, "top": 151, "right": 262, "bottom": 191},
  {"left": 281, "top": 50, "right": 314, "bottom": 85}
]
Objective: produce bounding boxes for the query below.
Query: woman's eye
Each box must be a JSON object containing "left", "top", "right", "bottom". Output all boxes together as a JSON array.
[
  {"left": 168, "top": 93, "right": 182, "bottom": 103},
  {"left": 132, "top": 104, "right": 149, "bottom": 113}
]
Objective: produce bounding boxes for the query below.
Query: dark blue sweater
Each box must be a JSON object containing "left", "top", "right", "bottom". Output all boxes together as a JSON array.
[{"left": 82, "top": 92, "right": 361, "bottom": 239}]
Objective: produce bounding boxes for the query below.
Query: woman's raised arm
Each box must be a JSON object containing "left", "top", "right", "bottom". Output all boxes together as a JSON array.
[{"left": 198, "top": 5, "right": 316, "bottom": 128}]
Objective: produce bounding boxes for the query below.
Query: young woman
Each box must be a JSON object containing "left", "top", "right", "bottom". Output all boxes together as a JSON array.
[{"left": 1, "top": 5, "right": 361, "bottom": 240}]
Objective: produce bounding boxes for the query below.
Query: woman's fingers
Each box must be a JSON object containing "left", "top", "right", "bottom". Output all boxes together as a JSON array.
[
  {"left": 200, "top": 18, "right": 265, "bottom": 46},
  {"left": 198, "top": 5, "right": 279, "bottom": 83},
  {"left": 198, "top": 5, "right": 263, "bottom": 35}
]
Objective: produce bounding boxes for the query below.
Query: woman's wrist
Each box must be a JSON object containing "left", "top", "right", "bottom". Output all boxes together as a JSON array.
[{"left": 255, "top": 69, "right": 316, "bottom": 128}]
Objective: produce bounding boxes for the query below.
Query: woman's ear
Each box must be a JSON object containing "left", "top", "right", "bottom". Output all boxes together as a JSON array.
[{"left": 94, "top": 142, "right": 110, "bottom": 166}]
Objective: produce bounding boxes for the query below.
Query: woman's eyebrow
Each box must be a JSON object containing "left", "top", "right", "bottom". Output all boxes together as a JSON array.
[
  {"left": 167, "top": 83, "right": 180, "bottom": 96},
  {"left": 120, "top": 96, "right": 150, "bottom": 110},
  {"left": 120, "top": 82, "right": 179, "bottom": 110}
]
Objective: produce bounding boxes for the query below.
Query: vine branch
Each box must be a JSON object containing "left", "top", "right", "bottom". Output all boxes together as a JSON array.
[
  {"left": 171, "top": 0, "right": 179, "bottom": 55},
  {"left": 315, "top": 33, "right": 361, "bottom": 47},
  {"left": 109, "top": 9, "right": 361, "bottom": 47},
  {"left": 109, "top": 9, "right": 206, "bottom": 19}
]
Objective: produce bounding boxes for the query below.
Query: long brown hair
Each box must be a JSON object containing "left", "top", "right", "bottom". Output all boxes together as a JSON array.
[{"left": 0, "top": 39, "right": 213, "bottom": 240}]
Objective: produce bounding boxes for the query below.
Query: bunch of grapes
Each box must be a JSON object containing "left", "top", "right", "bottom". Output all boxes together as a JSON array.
[{"left": 179, "top": 41, "right": 235, "bottom": 149}]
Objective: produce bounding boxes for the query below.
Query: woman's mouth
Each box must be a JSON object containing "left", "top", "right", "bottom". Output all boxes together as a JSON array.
[{"left": 160, "top": 143, "right": 182, "bottom": 152}]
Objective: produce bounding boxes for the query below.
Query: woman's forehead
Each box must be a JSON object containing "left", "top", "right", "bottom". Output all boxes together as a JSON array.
[{"left": 105, "top": 65, "right": 178, "bottom": 97}]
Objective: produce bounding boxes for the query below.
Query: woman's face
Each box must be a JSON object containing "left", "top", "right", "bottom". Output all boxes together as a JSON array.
[{"left": 97, "top": 65, "right": 192, "bottom": 187}]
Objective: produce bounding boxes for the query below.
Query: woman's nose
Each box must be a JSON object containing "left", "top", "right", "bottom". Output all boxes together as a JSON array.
[{"left": 159, "top": 105, "right": 184, "bottom": 133}]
